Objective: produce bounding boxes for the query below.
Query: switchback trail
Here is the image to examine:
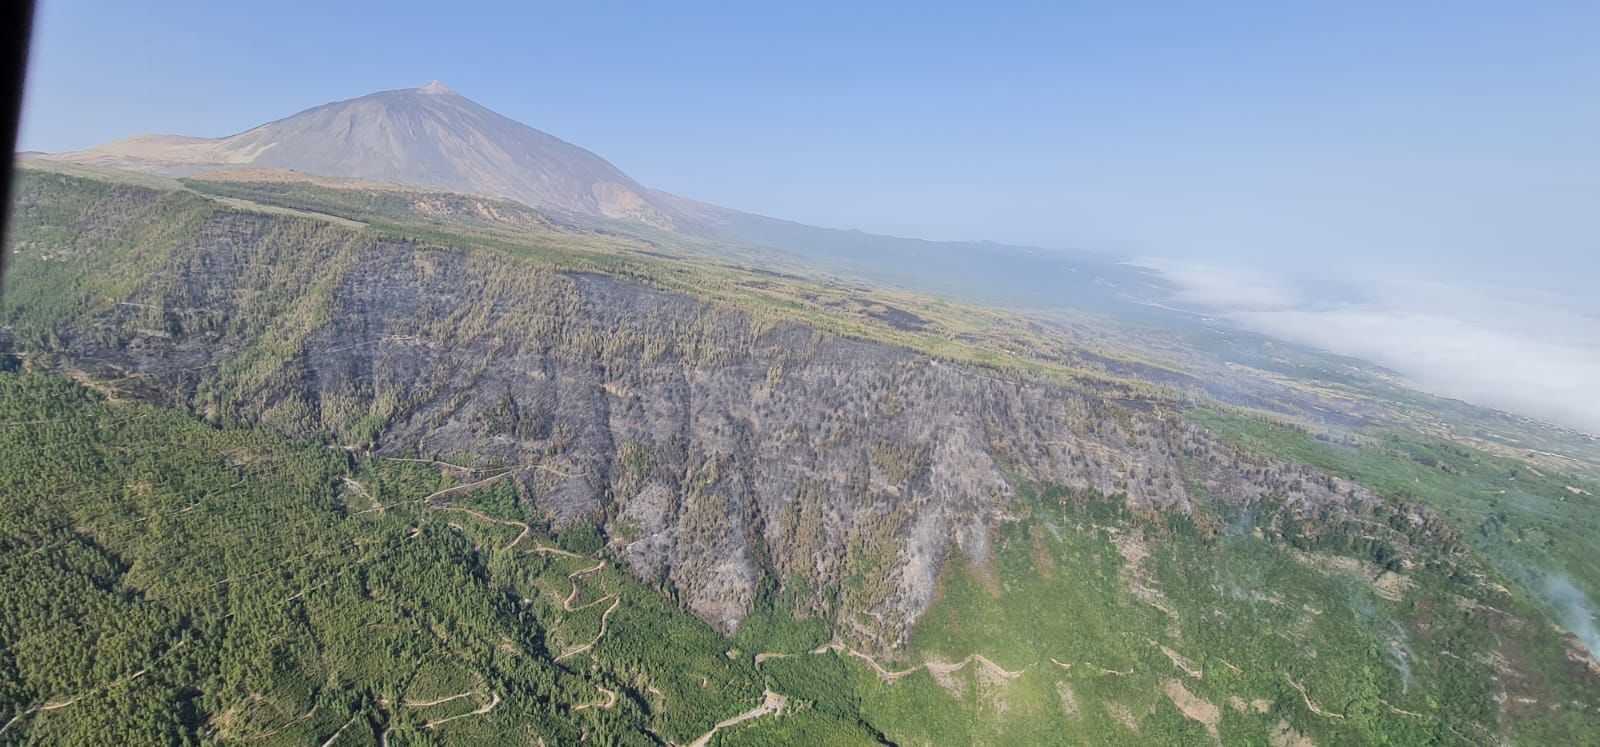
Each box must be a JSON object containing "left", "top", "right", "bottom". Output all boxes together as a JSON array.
[
  {"left": 541, "top": 554, "right": 619, "bottom": 662},
  {"left": 811, "top": 641, "right": 1026, "bottom": 682},
  {"left": 377, "top": 456, "right": 587, "bottom": 481},
  {"left": 350, "top": 464, "right": 530, "bottom": 516},
  {"left": 380, "top": 456, "right": 496, "bottom": 474},
  {"left": 526, "top": 544, "right": 586, "bottom": 559},
  {"left": 421, "top": 468, "right": 526, "bottom": 506},
  {"left": 563, "top": 560, "right": 608, "bottom": 611},
  {"left": 572, "top": 687, "right": 618, "bottom": 712},
  {"left": 685, "top": 690, "right": 787, "bottom": 747},
  {"left": 554, "top": 597, "right": 620, "bottom": 662},
  {"left": 422, "top": 691, "right": 502, "bottom": 730},
  {"left": 318, "top": 713, "right": 361, "bottom": 747},
  {"left": 403, "top": 691, "right": 479, "bottom": 708},
  {"left": 1285, "top": 674, "right": 1345, "bottom": 719},
  {"left": 0, "top": 640, "right": 187, "bottom": 733},
  {"left": 439, "top": 505, "right": 533, "bottom": 552}
]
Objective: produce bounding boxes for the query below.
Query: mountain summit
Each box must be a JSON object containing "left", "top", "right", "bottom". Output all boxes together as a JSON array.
[
  {"left": 42, "top": 82, "right": 1167, "bottom": 312},
  {"left": 47, "top": 82, "right": 680, "bottom": 228}
]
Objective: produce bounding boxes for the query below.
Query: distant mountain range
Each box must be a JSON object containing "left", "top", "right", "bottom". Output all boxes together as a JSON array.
[{"left": 41, "top": 81, "right": 1169, "bottom": 314}]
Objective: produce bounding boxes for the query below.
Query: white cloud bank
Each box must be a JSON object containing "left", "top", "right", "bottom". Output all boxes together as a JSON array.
[{"left": 1140, "top": 259, "right": 1600, "bottom": 434}]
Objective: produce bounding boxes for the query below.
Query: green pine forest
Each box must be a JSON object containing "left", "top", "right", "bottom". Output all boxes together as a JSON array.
[
  {"left": 3, "top": 371, "right": 1599, "bottom": 744},
  {"left": 3, "top": 167, "right": 1600, "bottom": 745}
]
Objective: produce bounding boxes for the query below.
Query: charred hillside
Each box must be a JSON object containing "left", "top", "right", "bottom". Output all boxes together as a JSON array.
[{"left": 3, "top": 170, "right": 1465, "bottom": 649}]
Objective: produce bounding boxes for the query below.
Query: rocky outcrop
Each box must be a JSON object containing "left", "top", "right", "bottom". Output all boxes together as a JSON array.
[{"left": 5, "top": 178, "right": 1394, "bottom": 648}]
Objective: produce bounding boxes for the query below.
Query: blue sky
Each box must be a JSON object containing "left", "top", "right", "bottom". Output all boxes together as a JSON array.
[
  {"left": 20, "top": 2, "right": 1600, "bottom": 278},
  {"left": 18, "top": 1, "right": 1600, "bottom": 428}
]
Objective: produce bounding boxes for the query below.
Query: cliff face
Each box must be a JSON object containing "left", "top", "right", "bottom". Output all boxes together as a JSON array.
[{"left": 4, "top": 174, "right": 1385, "bottom": 647}]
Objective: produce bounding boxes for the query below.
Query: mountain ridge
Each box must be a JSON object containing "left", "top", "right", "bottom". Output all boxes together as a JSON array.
[
  {"left": 45, "top": 81, "right": 684, "bottom": 229},
  {"left": 8, "top": 151, "right": 1600, "bottom": 747},
  {"left": 40, "top": 82, "right": 1177, "bottom": 316}
]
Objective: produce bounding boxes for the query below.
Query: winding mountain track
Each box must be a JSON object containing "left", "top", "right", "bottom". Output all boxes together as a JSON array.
[
  {"left": 1, "top": 694, "right": 85, "bottom": 732},
  {"left": 554, "top": 597, "right": 621, "bottom": 662},
  {"left": 2, "top": 641, "right": 183, "bottom": 732},
  {"left": 403, "top": 691, "right": 479, "bottom": 708},
  {"left": 811, "top": 641, "right": 1025, "bottom": 683},
  {"left": 412, "top": 503, "right": 621, "bottom": 664},
  {"left": 1285, "top": 674, "right": 1344, "bottom": 719},
  {"left": 350, "top": 465, "right": 528, "bottom": 516},
  {"left": 685, "top": 690, "right": 788, "bottom": 747},
  {"left": 318, "top": 713, "right": 362, "bottom": 747},
  {"left": 1381, "top": 699, "right": 1426, "bottom": 718},
  {"left": 420, "top": 468, "right": 526, "bottom": 506},
  {"left": 379, "top": 456, "right": 493, "bottom": 474},
  {"left": 563, "top": 560, "right": 608, "bottom": 611},
  {"left": 439, "top": 505, "right": 533, "bottom": 552},
  {"left": 422, "top": 691, "right": 502, "bottom": 730},
  {"left": 572, "top": 687, "right": 618, "bottom": 712},
  {"left": 526, "top": 544, "right": 586, "bottom": 559}
]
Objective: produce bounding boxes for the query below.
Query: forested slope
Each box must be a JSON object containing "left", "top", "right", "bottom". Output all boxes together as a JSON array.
[
  {"left": 5, "top": 168, "right": 1600, "bottom": 744},
  {"left": 0, "top": 372, "right": 878, "bottom": 744},
  {"left": 2, "top": 169, "right": 1399, "bottom": 647},
  {"left": 5, "top": 373, "right": 1598, "bottom": 745}
]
